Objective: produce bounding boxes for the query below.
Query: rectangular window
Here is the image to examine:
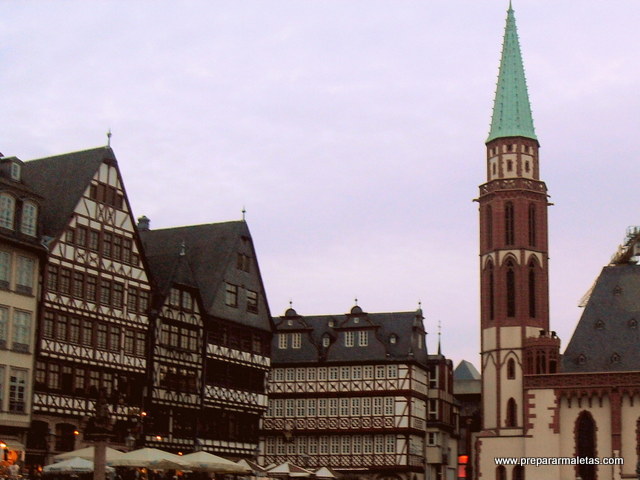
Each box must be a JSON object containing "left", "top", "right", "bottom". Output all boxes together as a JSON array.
[
  {"left": 364, "top": 366, "right": 374, "bottom": 379},
  {"left": 329, "top": 367, "right": 339, "bottom": 381},
  {"left": 273, "top": 368, "right": 284, "bottom": 382},
  {"left": 46, "top": 264, "right": 58, "bottom": 291},
  {"left": 122, "top": 238, "right": 132, "bottom": 264},
  {"left": 76, "top": 226, "right": 87, "bottom": 247},
  {"left": 278, "top": 333, "right": 287, "bottom": 349},
  {"left": 341, "top": 436, "right": 350, "bottom": 454},
  {"left": 384, "top": 397, "right": 394, "bottom": 416},
  {"left": 307, "top": 398, "right": 317, "bottom": 416},
  {"left": 72, "top": 272, "right": 85, "bottom": 297},
  {"left": 308, "top": 437, "right": 318, "bottom": 455},
  {"left": 274, "top": 399, "right": 284, "bottom": 417},
  {"left": 16, "top": 256, "right": 34, "bottom": 294},
  {"left": 96, "top": 323, "right": 108, "bottom": 350},
  {"left": 225, "top": 283, "right": 238, "bottom": 307},
  {"left": 374, "top": 435, "right": 384, "bottom": 454},
  {"left": 386, "top": 435, "right": 395, "bottom": 454},
  {"left": 112, "top": 283, "right": 124, "bottom": 308},
  {"left": 319, "top": 437, "right": 329, "bottom": 455},
  {"left": 86, "top": 275, "right": 97, "bottom": 302},
  {"left": 291, "top": 332, "right": 301, "bottom": 349},
  {"left": 388, "top": 365, "right": 398, "bottom": 379},
  {"left": 21, "top": 202, "right": 37, "bottom": 236},
  {"left": 74, "top": 368, "right": 85, "bottom": 392},
  {"left": 358, "top": 330, "right": 368, "bottom": 346},
  {"left": 362, "top": 397, "right": 372, "bottom": 416},
  {"left": 340, "top": 398, "right": 349, "bottom": 416},
  {"left": 373, "top": 397, "right": 383, "bottom": 416},
  {"left": 112, "top": 235, "right": 122, "bottom": 260},
  {"left": 0, "top": 251, "right": 9, "bottom": 289},
  {"left": 330, "top": 436, "right": 340, "bottom": 455},
  {"left": 285, "top": 368, "right": 294, "bottom": 382},
  {"left": 376, "top": 365, "right": 386, "bottom": 379},
  {"left": 56, "top": 314, "right": 68, "bottom": 342},
  {"left": 307, "top": 368, "right": 316, "bottom": 381},
  {"left": 427, "top": 432, "right": 438, "bottom": 446},
  {"left": 59, "top": 268, "right": 71, "bottom": 294},
  {"left": 318, "top": 399, "right": 327, "bottom": 417},
  {"left": 352, "top": 435, "right": 362, "bottom": 454},
  {"left": 285, "top": 399, "right": 294, "bottom": 417},
  {"left": 103, "top": 232, "right": 113, "bottom": 258},
  {"left": 247, "top": 290, "right": 258, "bottom": 313},
  {"left": 124, "top": 329, "right": 135, "bottom": 354},
  {"left": 296, "top": 368, "right": 305, "bottom": 382},
  {"left": 9, "top": 369, "right": 27, "bottom": 413},
  {"left": 351, "top": 397, "right": 361, "bottom": 416},
  {"left": 110, "top": 326, "right": 121, "bottom": 351},
  {"left": 127, "top": 287, "right": 138, "bottom": 312},
  {"left": 135, "top": 331, "right": 145, "bottom": 356},
  {"left": 296, "top": 399, "right": 305, "bottom": 417},
  {"left": 0, "top": 306, "right": 7, "bottom": 345},
  {"left": 429, "top": 399, "right": 438, "bottom": 420},
  {"left": 69, "top": 317, "right": 80, "bottom": 344},
  {"left": 317, "top": 367, "right": 327, "bottom": 381},
  {"left": 82, "top": 320, "right": 93, "bottom": 346},
  {"left": 329, "top": 398, "right": 338, "bottom": 416},
  {"left": 100, "top": 280, "right": 111, "bottom": 304},
  {"left": 352, "top": 366, "right": 362, "bottom": 380},
  {"left": 88, "top": 230, "right": 99, "bottom": 251},
  {"left": 340, "top": 366, "right": 350, "bottom": 380},
  {"left": 12, "top": 310, "right": 31, "bottom": 351},
  {"left": 344, "top": 331, "right": 354, "bottom": 347},
  {"left": 48, "top": 364, "right": 60, "bottom": 390}
]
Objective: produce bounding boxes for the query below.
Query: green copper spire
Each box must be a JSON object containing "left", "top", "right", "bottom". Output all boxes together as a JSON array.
[{"left": 486, "top": 3, "right": 537, "bottom": 143}]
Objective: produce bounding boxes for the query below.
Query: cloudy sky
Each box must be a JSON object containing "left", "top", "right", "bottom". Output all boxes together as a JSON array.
[{"left": 1, "top": 1, "right": 639, "bottom": 368}]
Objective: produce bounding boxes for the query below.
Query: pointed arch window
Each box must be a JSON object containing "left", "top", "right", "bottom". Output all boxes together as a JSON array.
[
  {"left": 486, "top": 205, "right": 493, "bottom": 248},
  {"left": 496, "top": 466, "right": 506, "bottom": 480},
  {"left": 528, "top": 204, "right": 536, "bottom": 247},
  {"left": 507, "top": 358, "right": 515, "bottom": 379},
  {"left": 506, "top": 260, "right": 516, "bottom": 317},
  {"left": 504, "top": 202, "right": 514, "bottom": 245},
  {"left": 488, "top": 262, "right": 495, "bottom": 320},
  {"left": 506, "top": 398, "right": 517, "bottom": 427},
  {"left": 528, "top": 262, "right": 536, "bottom": 318},
  {"left": 575, "top": 412, "right": 596, "bottom": 480}
]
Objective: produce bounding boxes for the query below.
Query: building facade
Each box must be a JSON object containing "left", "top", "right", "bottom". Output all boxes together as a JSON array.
[
  {"left": 476, "top": 5, "right": 640, "bottom": 480},
  {"left": 22, "top": 147, "right": 152, "bottom": 467},
  {"left": 140, "top": 220, "right": 272, "bottom": 458},
  {"left": 0, "top": 155, "right": 46, "bottom": 470},
  {"left": 261, "top": 305, "right": 458, "bottom": 480}
]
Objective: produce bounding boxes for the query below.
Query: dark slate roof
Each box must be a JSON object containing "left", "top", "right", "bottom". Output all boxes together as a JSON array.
[
  {"left": 272, "top": 307, "right": 428, "bottom": 366},
  {"left": 454, "top": 360, "right": 481, "bottom": 381},
  {"left": 562, "top": 264, "right": 640, "bottom": 373},
  {"left": 22, "top": 147, "right": 113, "bottom": 239},
  {"left": 140, "top": 221, "right": 272, "bottom": 332}
]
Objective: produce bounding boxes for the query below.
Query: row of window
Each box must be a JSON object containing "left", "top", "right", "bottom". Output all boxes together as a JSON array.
[
  {"left": 265, "top": 434, "right": 396, "bottom": 455},
  {"left": 224, "top": 283, "right": 259, "bottom": 313},
  {"left": 64, "top": 225, "right": 140, "bottom": 266},
  {"left": 0, "top": 251, "right": 35, "bottom": 294},
  {"left": 158, "top": 364, "right": 198, "bottom": 393},
  {"left": 167, "top": 288, "right": 195, "bottom": 311},
  {"left": 206, "top": 326, "right": 266, "bottom": 355},
  {"left": 486, "top": 260, "right": 539, "bottom": 319},
  {"left": 46, "top": 265, "right": 149, "bottom": 313},
  {"left": 42, "top": 310, "right": 146, "bottom": 356},
  {"left": 160, "top": 321, "right": 199, "bottom": 352},
  {"left": 0, "top": 306, "right": 32, "bottom": 352},
  {"left": 485, "top": 202, "right": 537, "bottom": 248},
  {"left": 89, "top": 181, "right": 125, "bottom": 209},
  {"left": 272, "top": 364, "right": 400, "bottom": 383},
  {"left": 267, "top": 396, "right": 395, "bottom": 418},
  {"left": 0, "top": 193, "right": 38, "bottom": 236},
  {"left": 0, "top": 365, "right": 28, "bottom": 413}
]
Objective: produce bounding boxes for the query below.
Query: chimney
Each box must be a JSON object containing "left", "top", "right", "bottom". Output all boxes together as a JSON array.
[{"left": 137, "top": 215, "right": 150, "bottom": 231}]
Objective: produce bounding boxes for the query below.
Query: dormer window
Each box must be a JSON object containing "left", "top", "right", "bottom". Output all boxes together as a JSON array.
[
  {"left": 322, "top": 334, "right": 330, "bottom": 347},
  {"left": 20, "top": 201, "right": 37, "bottom": 236},
  {"left": 0, "top": 194, "right": 15, "bottom": 230},
  {"left": 10, "top": 163, "right": 21, "bottom": 181},
  {"left": 389, "top": 334, "right": 398, "bottom": 344}
]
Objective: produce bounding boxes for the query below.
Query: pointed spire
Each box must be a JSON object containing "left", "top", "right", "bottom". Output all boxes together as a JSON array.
[
  {"left": 437, "top": 320, "right": 442, "bottom": 355},
  {"left": 487, "top": 3, "right": 537, "bottom": 143}
]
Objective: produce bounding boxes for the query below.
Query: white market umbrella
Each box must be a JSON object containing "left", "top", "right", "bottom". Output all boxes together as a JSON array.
[
  {"left": 43, "top": 457, "right": 114, "bottom": 474},
  {"left": 181, "top": 451, "right": 250, "bottom": 473},
  {"left": 110, "top": 447, "right": 189, "bottom": 469},
  {"left": 267, "top": 462, "right": 313, "bottom": 477},
  {"left": 314, "top": 467, "right": 337, "bottom": 479},
  {"left": 54, "top": 446, "right": 125, "bottom": 463}
]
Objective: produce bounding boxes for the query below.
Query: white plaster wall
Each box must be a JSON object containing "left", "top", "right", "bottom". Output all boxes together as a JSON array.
[{"left": 620, "top": 394, "right": 640, "bottom": 478}]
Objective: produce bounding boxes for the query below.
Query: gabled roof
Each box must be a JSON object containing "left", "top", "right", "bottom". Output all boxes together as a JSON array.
[
  {"left": 22, "top": 147, "right": 113, "bottom": 238},
  {"left": 562, "top": 264, "right": 640, "bottom": 373},
  {"left": 272, "top": 306, "right": 428, "bottom": 365},
  {"left": 140, "top": 221, "right": 272, "bottom": 331},
  {"left": 486, "top": 4, "right": 537, "bottom": 143}
]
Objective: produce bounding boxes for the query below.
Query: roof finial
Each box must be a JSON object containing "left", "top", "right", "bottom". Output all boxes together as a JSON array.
[
  {"left": 437, "top": 319, "right": 442, "bottom": 355},
  {"left": 242, "top": 206, "right": 246, "bottom": 221},
  {"left": 354, "top": 297, "right": 358, "bottom": 306},
  {"left": 508, "top": 0, "right": 513, "bottom": 11},
  {"left": 106, "top": 129, "right": 112, "bottom": 147},
  {"left": 289, "top": 299, "right": 293, "bottom": 308}
]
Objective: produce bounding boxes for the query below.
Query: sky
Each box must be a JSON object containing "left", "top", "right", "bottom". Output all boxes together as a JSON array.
[{"left": 1, "top": 1, "right": 639, "bottom": 369}]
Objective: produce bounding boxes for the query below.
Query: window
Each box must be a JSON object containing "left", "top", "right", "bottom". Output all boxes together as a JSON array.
[
  {"left": 507, "top": 358, "right": 516, "bottom": 379},
  {"left": 318, "top": 399, "right": 327, "bottom": 416},
  {"left": 428, "top": 399, "right": 438, "bottom": 420},
  {"left": 374, "top": 435, "right": 384, "bottom": 454},
  {"left": 506, "top": 260, "right": 516, "bottom": 317},
  {"left": 237, "top": 253, "right": 251, "bottom": 272},
  {"left": 278, "top": 333, "right": 287, "bottom": 349},
  {"left": 373, "top": 397, "right": 383, "bottom": 416},
  {"left": 322, "top": 334, "right": 330, "bottom": 347},
  {"left": 351, "top": 397, "right": 361, "bottom": 416},
  {"left": 100, "top": 280, "right": 111, "bottom": 304},
  {"left": 86, "top": 275, "right": 97, "bottom": 302},
  {"left": 273, "top": 399, "right": 284, "bottom": 417},
  {"left": 362, "top": 397, "right": 372, "bottom": 416},
  {"left": 427, "top": 432, "right": 438, "bottom": 446},
  {"left": 0, "top": 194, "right": 15, "bottom": 229},
  {"left": 9, "top": 368, "right": 27, "bottom": 413},
  {"left": 329, "top": 398, "right": 338, "bottom": 416},
  {"left": 504, "top": 202, "right": 514, "bottom": 245},
  {"left": 506, "top": 398, "right": 517, "bottom": 427},
  {"left": 329, "top": 367, "right": 339, "bottom": 381},
  {"left": 529, "top": 262, "right": 536, "bottom": 318},
  {"left": 385, "top": 435, "right": 395, "bottom": 454},
  {"left": 389, "top": 334, "right": 397, "bottom": 344},
  {"left": 344, "top": 331, "right": 354, "bottom": 347},
  {"left": 291, "top": 332, "right": 301, "bottom": 349},
  {"left": 12, "top": 310, "right": 31, "bottom": 351},
  {"left": 358, "top": 330, "right": 368, "bottom": 346},
  {"left": 16, "top": 256, "right": 34, "bottom": 294},
  {"left": 0, "top": 306, "right": 7, "bottom": 347},
  {"left": 169, "top": 288, "right": 180, "bottom": 306},
  {"left": 528, "top": 203, "right": 536, "bottom": 247},
  {"left": 384, "top": 397, "right": 394, "bottom": 415},
  {"left": 21, "top": 201, "right": 37, "bottom": 236},
  {"left": 72, "top": 272, "right": 84, "bottom": 298},
  {"left": 387, "top": 365, "right": 398, "bottom": 378},
  {"left": 247, "top": 290, "right": 258, "bottom": 313},
  {"left": 0, "top": 251, "right": 10, "bottom": 289},
  {"left": 225, "top": 283, "right": 238, "bottom": 307},
  {"left": 340, "top": 367, "right": 350, "bottom": 380},
  {"left": 285, "top": 368, "right": 294, "bottom": 382},
  {"left": 488, "top": 262, "right": 495, "bottom": 320},
  {"left": 10, "top": 162, "right": 21, "bottom": 181},
  {"left": 307, "top": 398, "right": 317, "bottom": 416}
]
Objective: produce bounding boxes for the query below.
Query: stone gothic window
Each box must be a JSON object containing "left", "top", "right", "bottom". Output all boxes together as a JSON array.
[
  {"left": 496, "top": 465, "right": 506, "bottom": 480},
  {"left": 506, "top": 398, "right": 517, "bottom": 427},
  {"left": 528, "top": 262, "right": 536, "bottom": 318},
  {"left": 506, "top": 260, "right": 516, "bottom": 317},
  {"left": 507, "top": 358, "right": 516, "bottom": 379},
  {"left": 488, "top": 262, "right": 495, "bottom": 320},
  {"left": 575, "top": 411, "right": 596, "bottom": 480},
  {"left": 513, "top": 465, "right": 525, "bottom": 480},
  {"left": 504, "top": 202, "right": 514, "bottom": 245},
  {"left": 528, "top": 204, "right": 536, "bottom": 247}
]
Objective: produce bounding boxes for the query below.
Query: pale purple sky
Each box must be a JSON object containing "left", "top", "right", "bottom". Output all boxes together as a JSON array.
[{"left": 1, "top": 1, "right": 639, "bottom": 368}]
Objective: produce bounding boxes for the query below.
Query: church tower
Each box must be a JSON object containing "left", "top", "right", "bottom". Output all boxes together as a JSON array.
[{"left": 477, "top": 3, "right": 557, "bottom": 433}]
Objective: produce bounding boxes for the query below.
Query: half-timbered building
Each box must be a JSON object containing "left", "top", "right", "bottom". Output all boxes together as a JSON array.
[
  {"left": 0, "top": 155, "right": 46, "bottom": 469},
  {"left": 261, "top": 305, "right": 442, "bottom": 480},
  {"left": 140, "top": 220, "right": 272, "bottom": 458},
  {"left": 22, "top": 147, "right": 151, "bottom": 466}
]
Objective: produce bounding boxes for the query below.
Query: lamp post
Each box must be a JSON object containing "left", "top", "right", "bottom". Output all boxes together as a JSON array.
[{"left": 86, "top": 389, "right": 113, "bottom": 480}]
